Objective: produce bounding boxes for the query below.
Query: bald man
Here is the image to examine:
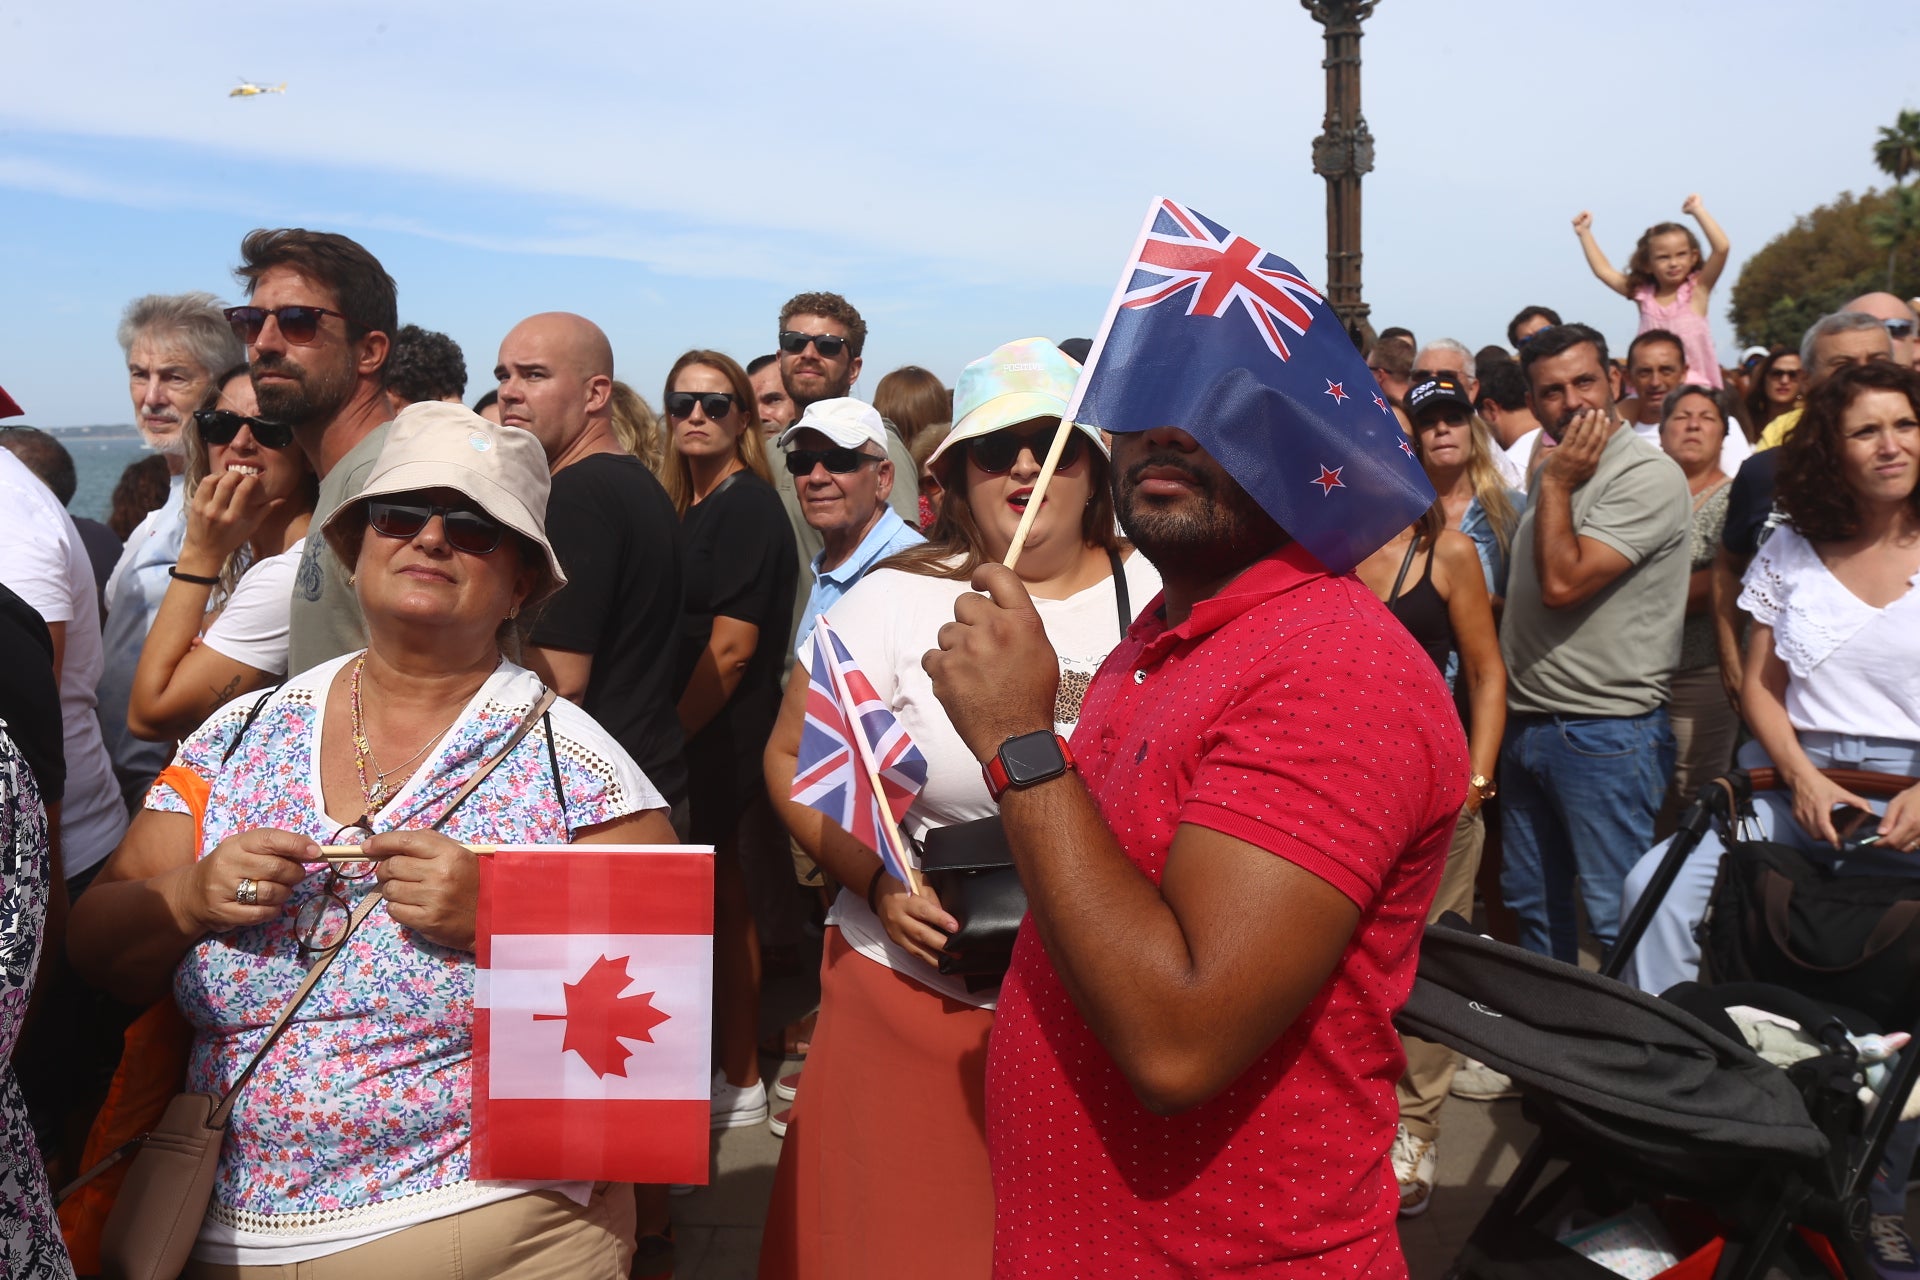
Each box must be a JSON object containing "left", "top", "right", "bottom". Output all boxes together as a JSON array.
[
  {"left": 1845, "top": 291, "right": 1920, "bottom": 370},
  {"left": 495, "top": 312, "right": 690, "bottom": 821}
]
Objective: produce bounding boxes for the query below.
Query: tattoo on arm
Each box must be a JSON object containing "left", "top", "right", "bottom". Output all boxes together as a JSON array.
[{"left": 205, "top": 674, "right": 243, "bottom": 716}]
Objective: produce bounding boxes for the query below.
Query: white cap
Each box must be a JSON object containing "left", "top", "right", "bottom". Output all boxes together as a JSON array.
[{"left": 778, "top": 397, "right": 887, "bottom": 452}]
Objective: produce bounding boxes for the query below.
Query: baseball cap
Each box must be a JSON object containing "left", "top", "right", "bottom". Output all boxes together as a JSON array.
[
  {"left": 320, "top": 401, "right": 567, "bottom": 601},
  {"left": 777, "top": 397, "right": 886, "bottom": 452},
  {"left": 1404, "top": 374, "right": 1474, "bottom": 419},
  {"left": 1740, "top": 345, "right": 1770, "bottom": 367},
  {"left": 927, "top": 337, "right": 1105, "bottom": 469}
]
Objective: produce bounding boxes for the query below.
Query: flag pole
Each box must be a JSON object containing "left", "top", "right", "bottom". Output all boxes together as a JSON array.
[
  {"left": 1000, "top": 419, "right": 1078, "bottom": 573},
  {"left": 817, "top": 619, "right": 925, "bottom": 898}
]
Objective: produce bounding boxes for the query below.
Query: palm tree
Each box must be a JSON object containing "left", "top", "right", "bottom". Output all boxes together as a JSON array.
[{"left": 1872, "top": 110, "right": 1920, "bottom": 287}]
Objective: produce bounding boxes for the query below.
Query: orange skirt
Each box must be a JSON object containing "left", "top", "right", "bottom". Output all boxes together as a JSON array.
[{"left": 757, "top": 928, "right": 995, "bottom": 1280}]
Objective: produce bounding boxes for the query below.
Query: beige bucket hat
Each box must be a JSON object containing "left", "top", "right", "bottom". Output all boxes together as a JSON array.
[{"left": 320, "top": 401, "right": 567, "bottom": 601}]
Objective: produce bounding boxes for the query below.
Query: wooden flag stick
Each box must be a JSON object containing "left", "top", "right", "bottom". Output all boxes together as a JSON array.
[
  {"left": 315, "top": 844, "right": 498, "bottom": 861},
  {"left": 1001, "top": 420, "right": 1080, "bottom": 573},
  {"left": 817, "top": 619, "right": 924, "bottom": 898}
]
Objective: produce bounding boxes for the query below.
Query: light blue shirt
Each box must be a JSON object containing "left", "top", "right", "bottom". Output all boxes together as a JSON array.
[
  {"left": 96, "top": 474, "right": 187, "bottom": 810},
  {"left": 794, "top": 506, "right": 924, "bottom": 657}
]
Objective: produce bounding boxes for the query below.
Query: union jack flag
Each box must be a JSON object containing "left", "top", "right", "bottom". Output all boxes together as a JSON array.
[
  {"left": 1121, "top": 198, "right": 1324, "bottom": 362},
  {"left": 790, "top": 619, "right": 926, "bottom": 886}
]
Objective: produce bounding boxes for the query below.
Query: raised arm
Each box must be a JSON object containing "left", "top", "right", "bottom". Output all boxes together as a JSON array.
[
  {"left": 1573, "top": 211, "right": 1632, "bottom": 297},
  {"left": 1684, "top": 193, "right": 1732, "bottom": 292}
]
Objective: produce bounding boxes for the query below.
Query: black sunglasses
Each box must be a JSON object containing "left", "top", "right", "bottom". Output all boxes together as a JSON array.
[
  {"left": 223, "top": 304, "right": 361, "bottom": 346},
  {"left": 366, "top": 500, "right": 506, "bottom": 555},
  {"left": 193, "top": 408, "right": 295, "bottom": 449},
  {"left": 784, "top": 447, "right": 881, "bottom": 477},
  {"left": 778, "top": 330, "right": 849, "bottom": 358},
  {"left": 665, "top": 391, "right": 738, "bottom": 420},
  {"left": 1887, "top": 319, "right": 1916, "bottom": 340},
  {"left": 968, "top": 425, "right": 1085, "bottom": 476}
]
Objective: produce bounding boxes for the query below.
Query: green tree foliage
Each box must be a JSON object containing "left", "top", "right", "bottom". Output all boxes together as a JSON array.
[
  {"left": 1730, "top": 189, "right": 1920, "bottom": 349},
  {"left": 1733, "top": 111, "right": 1920, "bottom": 348}
]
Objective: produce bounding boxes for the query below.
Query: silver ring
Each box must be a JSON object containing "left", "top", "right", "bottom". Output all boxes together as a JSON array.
[{"left": 236, "top": 877, "right": 258, "bottom": 906}]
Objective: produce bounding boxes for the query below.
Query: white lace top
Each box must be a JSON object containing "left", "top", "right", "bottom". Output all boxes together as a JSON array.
[{"left": 1738, "top": 526, "right": 1920, "bottom": 741}]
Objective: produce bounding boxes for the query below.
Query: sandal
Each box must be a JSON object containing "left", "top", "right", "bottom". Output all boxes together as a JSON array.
[{"left": 758, "top": 1008, "right": 817, "bottom": 1060}]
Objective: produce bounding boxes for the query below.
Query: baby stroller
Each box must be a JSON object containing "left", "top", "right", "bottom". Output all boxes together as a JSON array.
[{"left": 1398, "top": 768, "right": 1920, "bottom": 1279}]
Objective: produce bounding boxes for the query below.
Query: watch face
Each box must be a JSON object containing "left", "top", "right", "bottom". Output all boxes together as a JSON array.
[{"left": 1001, "top": 731, "right": 1066, "bottom": 786}]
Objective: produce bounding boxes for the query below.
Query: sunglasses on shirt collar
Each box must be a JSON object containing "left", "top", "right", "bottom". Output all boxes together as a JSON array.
[{"left": 193, "top": 408, "right": 296, "bottom": 450}]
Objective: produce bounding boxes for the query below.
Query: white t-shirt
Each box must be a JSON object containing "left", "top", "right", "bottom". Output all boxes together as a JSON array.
[
  {"left": 802, "top": 550, "right": 1164, "bottom": 1008},
  {"left": 1490, "top": 442, "right": 1526, "bottom": 491},
  {"left": 0, "top": 449, "right": 130, "bottom": 875},
  {"left": 1503, "top": 428, "right": 1542, "bottom": 493},
  {"left": 1631, "top": 419, "right": 1753, "bottom": 481},
  {"left": 202, "top": 544, "right": 305, "bottom": 675},
  {"left": 1739, "top": 525, "right": 1920, "bottom": 743}
]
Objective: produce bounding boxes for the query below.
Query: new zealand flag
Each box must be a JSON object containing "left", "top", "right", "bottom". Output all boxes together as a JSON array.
[{"left": 1066, "top": 197, "right": 1435, "bottom": 574}]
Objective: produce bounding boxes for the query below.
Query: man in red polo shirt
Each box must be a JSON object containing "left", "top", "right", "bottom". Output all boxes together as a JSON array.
[{"left": 925, "top": 423, "right": 1468, "bottom": 1277}]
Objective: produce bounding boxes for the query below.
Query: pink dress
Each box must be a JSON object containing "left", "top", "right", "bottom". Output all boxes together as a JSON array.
[{"left": 1632, "top": 274, "right": 1723, "bottom": 387}]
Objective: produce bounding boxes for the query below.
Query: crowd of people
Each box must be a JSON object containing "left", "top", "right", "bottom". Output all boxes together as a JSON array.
[{"left": 0, "top": 206, "right": 1915, "bottom": 1280}]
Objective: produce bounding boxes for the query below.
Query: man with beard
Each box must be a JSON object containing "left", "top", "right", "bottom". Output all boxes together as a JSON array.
[
  {"left": 98, "top": 294, "right": 245, "bottom": 812},
  {"left": 1498, "top": 324, "right": 1689, "bottom": 965},
  {"left": 770, "top": 292, "right": 918, "bottom": 651},
  {"left": 227, "top": 228, "right": 398, "bottom": 674},
  {"left": 924, "top": 421, "right": 1466, "bottom": 1274}
]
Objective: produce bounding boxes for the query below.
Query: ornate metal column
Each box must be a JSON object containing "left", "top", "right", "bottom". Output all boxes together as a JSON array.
[{"left": 1303, "top": 0, "right": 1378, "bottom": 347}]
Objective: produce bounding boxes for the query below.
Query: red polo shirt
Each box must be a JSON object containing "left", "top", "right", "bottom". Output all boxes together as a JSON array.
[{"left": 986, "top": 542, "right": 1468, "bottom": 1278}]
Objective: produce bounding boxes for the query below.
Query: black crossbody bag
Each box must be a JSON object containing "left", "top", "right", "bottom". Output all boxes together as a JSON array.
[{"left": 917, "top": 552, "right": 1132, "bottom": 989}]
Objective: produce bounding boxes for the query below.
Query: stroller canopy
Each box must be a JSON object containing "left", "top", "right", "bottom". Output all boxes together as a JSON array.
[{"left": 1398, "top": 920, "right": 1828, "bottom": 1160}]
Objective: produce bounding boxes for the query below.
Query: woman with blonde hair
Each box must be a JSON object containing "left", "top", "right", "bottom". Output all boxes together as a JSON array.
[
  {"left": 1406, "top": 375, "right": 1522, "bottom": 611},
  {"left": 607, "top": 379, "right": 665, "bottom": 475},
  {"left": 663, "top": 349, "right": 796, "bottom": 1129}
]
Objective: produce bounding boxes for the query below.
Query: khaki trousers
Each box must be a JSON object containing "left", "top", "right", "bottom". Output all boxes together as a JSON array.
[
  {"left": 182, "top": 1184, "right": 635, "bottom": 1280},
  {"left": 1398, "top": 806, "right": 1484, "bottom": 1141},
  {"left": 1656, "top": 665, "right": 1742, "bottom": 840}
]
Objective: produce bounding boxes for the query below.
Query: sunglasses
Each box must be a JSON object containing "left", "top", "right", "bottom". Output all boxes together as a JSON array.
[
  {"left": 193, "top": 408, "right": 295, "bottom": 449},
  {"left": 784, "top": 447, "right": 881, "bottom": 477},
  {"left": 366, "top": 499, "right": 507, "bottom": 555},
  {"left": 778, "top": 330, "right": 849, "bottom": 358},
  {"left": 1887, "top": 319, "right": 1916, "bottom": 340},
  {"left": 223, "top": 304, "right": 360, "bottom": 346},
  {"left": 1767, "top": 367, "right": 1804, "bottom": 381},
  {"left": 968, "top": 425, "right": 1085, "bottom": 475},
  {"left": 665, "top": 391, "right": 738, "bottom": 420}
]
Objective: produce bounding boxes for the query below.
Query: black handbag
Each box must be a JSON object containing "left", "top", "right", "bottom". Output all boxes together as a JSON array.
[
  {"left": 917, "top": 551, "right": 1135, "bottom": 988},
  {"left": 1700, "top": 836, "right": 1920, "bottom": 1032}
]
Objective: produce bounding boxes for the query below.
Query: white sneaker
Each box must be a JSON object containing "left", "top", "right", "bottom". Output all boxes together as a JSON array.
[
  {"left": 1451, "top": 1058, "right": 1518, "bottom": 1101},
  {"left": 1391, "top": 1123, "right": 1438, "bottom": 1218},
  {"left": 710, "top": 1069, "right": 769, "bottom": 1129}
]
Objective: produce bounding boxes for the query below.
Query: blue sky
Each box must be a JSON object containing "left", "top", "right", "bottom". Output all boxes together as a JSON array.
[{"left": 4, "top": 0, "right": 1918, "bottom": 426}]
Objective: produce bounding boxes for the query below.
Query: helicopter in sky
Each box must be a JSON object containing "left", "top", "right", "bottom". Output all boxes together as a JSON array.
[{"left": 228, "top": 79, "right": 287, "bottom": 98}]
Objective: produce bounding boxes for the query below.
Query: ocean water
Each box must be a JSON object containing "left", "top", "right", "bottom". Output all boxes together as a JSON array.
[{"left": 59, "top": 434, "right": 157, "bottom": 526}]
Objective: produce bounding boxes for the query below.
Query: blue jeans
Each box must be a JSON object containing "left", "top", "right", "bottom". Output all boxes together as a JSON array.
[{"left": 1500, "top": 708, "right": 1675, "bottom": 963}]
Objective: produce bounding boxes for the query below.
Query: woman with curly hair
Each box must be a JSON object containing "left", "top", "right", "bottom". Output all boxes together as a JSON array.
[{"left": 1625, "top": 360, "right": 1920, "bottom": 976}]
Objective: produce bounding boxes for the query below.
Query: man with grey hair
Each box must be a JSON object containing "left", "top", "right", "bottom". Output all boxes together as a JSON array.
[
  {"left": 1754, "top": 309, "right": 1897, "bottom": 450},
  {"left": 98, "top": 292, "right": 245, "bottom": 812},
  {"left": 1413, "top": 337, "right": 1525, "bottom": 488}
]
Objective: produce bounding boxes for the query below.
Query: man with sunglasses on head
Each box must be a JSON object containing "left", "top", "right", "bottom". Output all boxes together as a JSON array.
[
  {"left": 97, "top": 293, "right": 246, "bottom": 815},
  {"left": 781, "top": 398, "right": 924, "bottom": 657},
  {"left": 770, "top": 292, "right": 920, "bottom": 651},
  {"left": 227, "top": 228, "right": 399, "bottom": 676},
  {"left": 494, "top": 312, "right": 690, "bottom": 828}
]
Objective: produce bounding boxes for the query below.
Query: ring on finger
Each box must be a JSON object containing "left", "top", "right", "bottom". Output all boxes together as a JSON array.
[{"left": 236, "top": 877, "right": 258, "bottom": 906}]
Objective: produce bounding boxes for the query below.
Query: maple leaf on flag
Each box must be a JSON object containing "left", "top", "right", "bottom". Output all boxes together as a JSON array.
[{"left": 533, "top": 953, "right": 671, "bottom": 1079}]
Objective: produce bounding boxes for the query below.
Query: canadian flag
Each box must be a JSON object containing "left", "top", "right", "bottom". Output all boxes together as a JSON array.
[{"left": 472, "top": 845, "right": 714, "bottom": 1184}]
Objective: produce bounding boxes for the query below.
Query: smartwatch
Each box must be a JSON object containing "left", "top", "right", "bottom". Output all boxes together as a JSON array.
[{"left": 983, "top": 731, "right": 1076, "bottom": 802}]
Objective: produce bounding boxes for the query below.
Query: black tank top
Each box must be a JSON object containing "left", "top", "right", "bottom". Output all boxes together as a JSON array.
[{"left": 1386, "top": 539, "right": 1453, "bottom": 676}]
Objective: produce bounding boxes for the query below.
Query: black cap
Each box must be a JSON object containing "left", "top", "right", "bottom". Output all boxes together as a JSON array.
[
  {"left": 1056, "top": 337, "right": 1093, "bottom": 365},
  {"left": 1405, "top": 374, "right": 1473, "bottom": 419}
]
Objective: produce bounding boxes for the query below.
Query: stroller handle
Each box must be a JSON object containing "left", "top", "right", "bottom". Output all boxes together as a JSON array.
[{"left": 1746, "top": 767, "right": 1918, "bottom": 799}]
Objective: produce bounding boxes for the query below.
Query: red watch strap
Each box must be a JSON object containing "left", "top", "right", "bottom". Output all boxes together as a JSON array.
[{"left": 983, "top": 733, "right": 1075, "bottom": 802}]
